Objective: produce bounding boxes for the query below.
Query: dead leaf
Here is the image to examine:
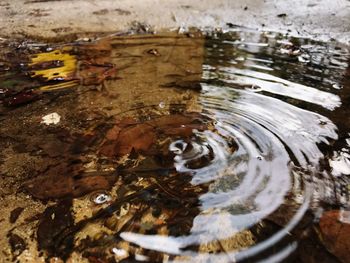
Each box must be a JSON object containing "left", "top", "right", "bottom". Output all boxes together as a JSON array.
[
  {"left": 37, "top": 199, "right": 74, "bottom": 259},
  {"left": 29, "top": 48, "right": 77, "bottom": 81},
  {"left": 23, "top": 163, "right": 116, "bottom": 200},
  {"left": 27, "top": 38, "right": 116, "bottom": 91},
  {"left": 100, "top": 113, "right": 208, "bottom": 158},
  {"left": 319, "top": 210, "right": 350, "bottom": 263}
]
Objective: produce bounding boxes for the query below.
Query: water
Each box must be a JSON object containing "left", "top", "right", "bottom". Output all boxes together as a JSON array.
[{"left": 0, "top": 30, "right": 349, "bottom": 262}]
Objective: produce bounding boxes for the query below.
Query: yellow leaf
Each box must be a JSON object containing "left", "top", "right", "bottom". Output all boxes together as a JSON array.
[{"left": 29, "top": 49, "right": 77, "bottom": 81}]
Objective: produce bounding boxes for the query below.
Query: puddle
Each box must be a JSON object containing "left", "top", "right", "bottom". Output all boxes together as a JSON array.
[{"left": 0, "top": 30, "right": 349, "bottom": 262}]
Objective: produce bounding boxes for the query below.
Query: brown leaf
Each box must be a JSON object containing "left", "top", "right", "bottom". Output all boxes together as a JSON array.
[
  {"left": 99, "top": 113, "right": 208, "bottom": 158},
  {"left": 8, "top": 233, "right": 26, "bottom": 256},
  {"left": 100, "top": 122, "right": 156, "bottom": 157},
  {"left": 24, "top": 175, "right": 74, "bottom": 200},
  {"left": 150, "top": 113, "right": 208, "bottom": 137},
  {"left": 23, "top": 163, "right": 116, "bottom": 200},
  {"left": 73, "top": 175, "right": 115, "bottom": 197},
  {"left": 37, "top": 199, "right": 74, "bottom": 259},
  {"left": 9, "top": 207, "right": 24, "bottom": 224},
  {"left": 319, "top": 210, "right": 350, "bottom": 263}
]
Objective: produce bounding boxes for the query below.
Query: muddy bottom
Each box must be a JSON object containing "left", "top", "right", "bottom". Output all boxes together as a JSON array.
[{"left": 0, "top": 29, "right": 349, "bottom": 263}]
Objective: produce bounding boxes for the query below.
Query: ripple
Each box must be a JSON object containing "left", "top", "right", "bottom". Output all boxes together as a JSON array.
[{"left": 120, "top": 30, "right": 349, "bottom": 261}]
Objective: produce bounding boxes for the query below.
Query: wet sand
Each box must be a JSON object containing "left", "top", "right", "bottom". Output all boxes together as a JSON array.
[{"left": 0, "top": 0, "right": 349, "bottom": 43}]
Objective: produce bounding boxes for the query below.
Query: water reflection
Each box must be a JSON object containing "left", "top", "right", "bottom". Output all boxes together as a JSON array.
[
  {"left": 119, "top": 31, "right": 349, "bottom": 261},
  {"left": 0, "top": 30, "right": 349, "bottom": 262}
]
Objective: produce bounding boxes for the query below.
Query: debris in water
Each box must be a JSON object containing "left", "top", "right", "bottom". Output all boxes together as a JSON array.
[
  {"left": 37, "top": 199, "right": 74, "bottom": 259},
  {"left": 28, "top": 41, "right": 117, "bottom": 90},
  {"left": 277, "top": 13, "right": 287, "bottom": 18},
  {"left": 135, "top": 254, "right": 149, "bottom": 261},
  {"left": 280, "top": 44, "right": 301, "bottom": 55},
  {"left": 298, "top": 54, "right": 311, "bottom": 63},
  {"left": 112, "top": 248, "right": 128, "bottom": 257},
  {"left": 7, "top": 233, "right": 26, "bottom": 258},
  {"left": 2, "top": 89, "right": 39, "bottom": 107},
  {"left": 332, "top": 83, "right": 342, "bottom": 90},
  {"left": 99, "top": 113, "right": 209, "bottom": 157},
  {"left": 92, "top": 192, "right": 111, "bottom": 204},
  {"left": 147, "top": 48, "right": 161, "bottom": 56},
  {"left": 24, "top": 169, "right": 116, "bottom": 200},
  {"left": 29, "top": 48, "right": 77, "bottom": 81},
  {"left": 9, "top": 207, "right": 24, "bottom": 224},
  {"left": 319, "top": 210, "right": 350, "bottom": 263},
  {"left": 41, "top": 112, "right": 61, "bottom": 125}
]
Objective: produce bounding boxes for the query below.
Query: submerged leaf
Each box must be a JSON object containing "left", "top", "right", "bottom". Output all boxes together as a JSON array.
[
  {"left": 37, "top": 199, "right": 74, "bottom": 259},
  {"left": 2, "top": 89, "right": 39, "bottom": 106},
  {"left": 100, "top": 113, "right": 208, "bottom": 158},
  {"left": 29, "top": 48, "right": 77, "bottom": 81},
  {"left": 23, "top": 162, "right": 117, "bottom": 200},
  {"left": 319, "top": 210, "right": 350, "bottom": 263}
]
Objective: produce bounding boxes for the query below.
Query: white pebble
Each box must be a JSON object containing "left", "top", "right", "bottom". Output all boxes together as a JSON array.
[
  {"left": 112, "top": 248, "right": 128, "bottom": 257},
  {"left": 41, "top": 112, "right": 61, "bottom": 125}
]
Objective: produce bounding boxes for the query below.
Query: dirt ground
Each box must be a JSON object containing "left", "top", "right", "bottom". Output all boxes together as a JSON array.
[{"left": 0, "top": 0, "right": 349, "bottom": 43}]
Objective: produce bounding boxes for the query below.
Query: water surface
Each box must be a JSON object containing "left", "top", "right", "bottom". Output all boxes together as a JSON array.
[{"left": 0, "top": 29, "right": 349, "bottom": 262}]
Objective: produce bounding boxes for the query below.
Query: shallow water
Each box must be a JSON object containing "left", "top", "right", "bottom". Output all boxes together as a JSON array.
[{"left": 0, "top": 30, "right": 349, "bottom": 262}]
